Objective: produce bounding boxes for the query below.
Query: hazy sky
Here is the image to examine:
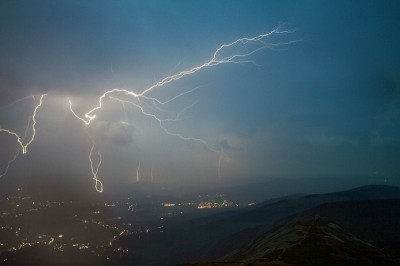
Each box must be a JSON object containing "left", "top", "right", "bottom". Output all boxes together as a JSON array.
[{"left": 0, "top": 0, "right": 399, "bottom": 189}]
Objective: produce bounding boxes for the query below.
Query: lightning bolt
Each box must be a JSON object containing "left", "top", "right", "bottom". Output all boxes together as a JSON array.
[
  {"left": 0, "top": 147, "right": 20, "bottom": 179},
  {"left": 136, "top": 162, "right": 141, "bottom": 183},
  {"left": 0, "top": 94, "right": 47, "bottom": 177},
  {"left": 23, "top": 94, "right": 47, "bottom": 153},
  {"left": 150, "top": 167, "right": 154, "bottom": 184},
  {"left": 0, "top": 117, "right": 33, "bottom": 178},
  {"left": 0, "top": 94, "right": 47, "bottom": 154},
  {"left": 1, "top": 25, "right": 295, "bottom": 192},
  {"left": 66, "top": 25, "right": 296, "bottom": 191},
  {"left": 68, "top": 26, "right": 296, "bottom": 126},
  {"left": 86, "top": 131, "right": 103, "bottom": 192}
]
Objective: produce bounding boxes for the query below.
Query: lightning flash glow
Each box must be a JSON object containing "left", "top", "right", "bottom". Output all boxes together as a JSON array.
[
  {"left": 136, "top": 162, "right": 141, "bottom": 183},
  {"left": 0, "top": 94, "right": 47, "bottom": 178},
  {"left": 0, "top": 26, "right": 294, "bottom": 191}
]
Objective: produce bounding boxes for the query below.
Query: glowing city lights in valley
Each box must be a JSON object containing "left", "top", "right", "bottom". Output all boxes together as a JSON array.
[{"left": 0, "top": 26, "right": 295, "bottom": 191}]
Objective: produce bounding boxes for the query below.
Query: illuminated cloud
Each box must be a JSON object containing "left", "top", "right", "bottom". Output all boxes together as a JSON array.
[{"left": 0, "top": 1, "right": 399, "bottom": 189}]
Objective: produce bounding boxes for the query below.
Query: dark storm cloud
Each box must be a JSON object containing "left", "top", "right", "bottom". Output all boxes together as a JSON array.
[
  {"left": 0, "top": 0, "right": 143, "bottom": 101},
  {"left": 1, "top": 0, "right": 400, "bottom": 186}
]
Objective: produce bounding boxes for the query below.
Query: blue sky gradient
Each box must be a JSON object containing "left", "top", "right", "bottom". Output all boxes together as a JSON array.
[{"left": 0, "top": 0, "right": 399, "bottom": 188}]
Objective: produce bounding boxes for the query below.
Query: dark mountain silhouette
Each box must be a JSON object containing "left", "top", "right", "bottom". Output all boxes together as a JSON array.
[
  {"left": 117, "top": 185, "right": 400, "bottom": 265},
  {"left": 304, "top": 199, "right": 400, "bottom": 256},
  {"left": 222, "top": 199, "right": 400, "bottom": 265},
  {"left": 204, "top": 185, "right": 400, "bottom": 261}
]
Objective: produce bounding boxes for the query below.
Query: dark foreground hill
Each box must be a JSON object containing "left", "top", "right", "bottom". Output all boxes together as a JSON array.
[
  {"left": 116, "top": 185, "right": 400, "bottom": 265},
  {"left": 223, "top": 199, "right": 400, "bottom": 265},
  {"left": 180, "top": 199, "right": 400, "bottom": 266}
]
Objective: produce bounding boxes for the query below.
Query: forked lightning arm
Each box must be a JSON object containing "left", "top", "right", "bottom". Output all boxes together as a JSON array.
[
  {"left": 0, "top": 94, "right": 47, "bottom": 178},
  {"left": 1, "top": 26, "right": 295, "bottom": 191},
  {"left": 69, "top": 26, "right": 295, "bottom": 125},
  {"left": 0, "top": 94, "right": 47, "bottom": 154}
]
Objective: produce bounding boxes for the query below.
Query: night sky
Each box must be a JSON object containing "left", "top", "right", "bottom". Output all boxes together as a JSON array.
[{"left": 0, "top": 0, "right": 399, "bottom": 189}]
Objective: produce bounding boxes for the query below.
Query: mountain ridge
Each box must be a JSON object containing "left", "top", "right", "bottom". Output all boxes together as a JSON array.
[{"left": 222, "top": 199, "right": 400, "bottom": 265}]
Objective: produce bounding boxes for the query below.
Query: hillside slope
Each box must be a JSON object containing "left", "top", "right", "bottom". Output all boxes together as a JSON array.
[{"left": 223, "top": 199, "right": 400, "bottom": 265}]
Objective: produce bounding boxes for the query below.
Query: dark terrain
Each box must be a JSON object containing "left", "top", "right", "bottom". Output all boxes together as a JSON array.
[
  {"left": 1, "top": 184, "right": 400, "bottom": 265},
  {"left": 224, "top": 199, "right": 400, "bottom": 265}
]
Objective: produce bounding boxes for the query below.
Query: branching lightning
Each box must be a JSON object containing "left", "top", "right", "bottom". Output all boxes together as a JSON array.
[
  {"left": 0, "top": 117, "right": 33, "bottom": 178},
  {"left": 86, "top": 131, "right": 103, "bottom": 192},
  {"left": 68, "top": 26, "right": 295, "bottom": 126},
  {"left": 1, "top": 26, "right": 295, "bottom": 191},
  {"left": 0, "top": 94, "right": 47, "bottom": 178},
  {"left": 0, "top": 147, "right": 20, "bottom": 179},
  {"left": 0, "top": 94, "right": 47, "bottom": 154}
]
